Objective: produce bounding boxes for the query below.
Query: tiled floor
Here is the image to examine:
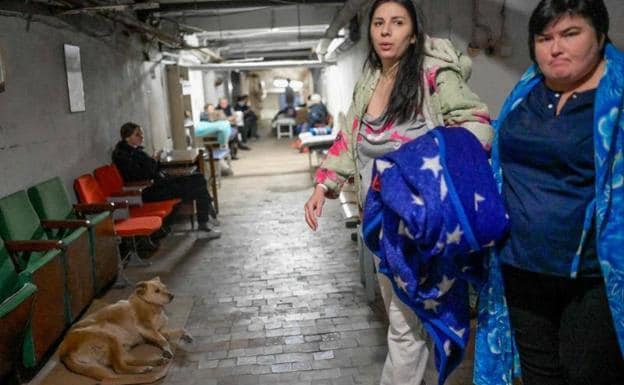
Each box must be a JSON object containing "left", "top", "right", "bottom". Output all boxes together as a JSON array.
[
  {"left": 116, "top": 132, "right": 476, "bottom": 385},
  {"left": 127, "top": 135, "right": 389, "bottom": 385}
]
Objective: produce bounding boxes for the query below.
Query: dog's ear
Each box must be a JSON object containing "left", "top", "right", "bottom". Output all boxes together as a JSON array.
[
  {"left": 135, "top": 281, "right": 148, "bottom": 295},
  {"left": 153, "top": 276, "right": 161, "bottom": 282}
]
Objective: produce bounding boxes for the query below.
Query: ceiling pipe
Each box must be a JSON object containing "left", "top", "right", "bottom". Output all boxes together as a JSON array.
[
  {"left": 316, "top": 0, "right": 370, "bottom": 58},
  {"left": 198, "top": 25, "right": 329, "bottom": 44},
  {"left": 220, "top": 40, "right": 319, "bottom": 55},
  {"left": 186, "top": 59, "right": 334, "bottom": 71},
  {"left": 155, "top": 1, "right": 344, "bottom": 13},
  {"left": 59, "top": 0, "right": 184, "bottom": 47},
  {"left": 58, "top": 2, "right": 159, "bottom": 16}
]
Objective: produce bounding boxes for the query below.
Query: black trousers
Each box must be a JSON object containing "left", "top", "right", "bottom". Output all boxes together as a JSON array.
[
  {"left": 142, "top": 173, "right": 216, "bottom": 222},
  {"left": 237, "top": 125, "right": 249, "bottom": 143},
  {"left": 502, "top": 264, "right": 624, "bottom": 385}
]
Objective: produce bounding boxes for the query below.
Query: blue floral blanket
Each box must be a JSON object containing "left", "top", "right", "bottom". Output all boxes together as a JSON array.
[
  {"left": 474, "top": 43, "right": 624, "bottom": 385},
  {"left": 362, "top": 126, "right": 509, "bottom": 384}
]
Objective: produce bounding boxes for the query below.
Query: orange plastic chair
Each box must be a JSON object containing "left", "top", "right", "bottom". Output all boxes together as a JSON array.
[
  {"left": 90, "top": 165, "right": 178, "bottom": 219},
  {"left": 73, "top": 174, "right": 162, "bottom": 281}
]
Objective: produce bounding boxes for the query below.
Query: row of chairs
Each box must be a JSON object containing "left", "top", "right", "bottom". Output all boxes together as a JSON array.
[
  {"left": 0, "top": 177, "right": 119, "bottom": 384},
  {"left": 0, "top": 164, "right": 186, "bottom": 383}
]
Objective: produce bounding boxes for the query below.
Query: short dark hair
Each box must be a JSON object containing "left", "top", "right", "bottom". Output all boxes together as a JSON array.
[
  {"left": 528, "top": 0, "right": 610, "bottom": 61},
  {"left": 366, "top": 0, "right": 426, "bottom": 125},
  {"left": 120, "top": 122, "right": 140, "bottom": 139}
]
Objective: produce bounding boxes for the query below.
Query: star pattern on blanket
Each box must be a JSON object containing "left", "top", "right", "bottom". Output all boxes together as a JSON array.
[
  {"left": 398, "top": 220, "right": 415, "bottom": 240},
  {"left": 446, "top": 224, "right": 463, "bottom": 245},
  {"left": 482, "top": 240, "right": 495, "bottom": 248},
  {"left": 474, "top": 193, "right": 485, "bottom": 211},
  {"left": 441, "top": 177, "right": 448, "bottom": 201},
  {"left": 412, "top": 193, "right": 425, "bottom": 206},
  {"left": 363, "top": 127, "right": 510, "bottom": 385},
  {"left": 450, "top": 326, "right": 466, "bottom": 338},
  {"left": 424, "top": 299, "right": 441, "bottom": 313},
  {"left": 395, "top": 274, "right": 409, "bottom": 292},
  {"left": 444, "top": 340, "right": 452, "bottom": 357},
  {"left": 421, "top": 155, "right": 442, "bottom": 178},
  {"left": 376, "top": 159, "right": 394, "bottom": 174},
  {"left": 437, "top": 275, "right": 456, "bottom": 296}
]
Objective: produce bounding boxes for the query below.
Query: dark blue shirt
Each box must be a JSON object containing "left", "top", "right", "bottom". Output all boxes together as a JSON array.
[{"left": 499, "top": 81, "right": 599, "bottom": 277}]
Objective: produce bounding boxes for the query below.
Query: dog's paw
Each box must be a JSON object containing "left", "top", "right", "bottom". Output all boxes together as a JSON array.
[
  {"left": 162, "top": 348, "right": 174, "bottom": 359},
  {"left": 182, "top": 331, "right": 194, "bottom": 343},
  {"left": 141, "top": 366, "right": 154, "bottom": 374}
]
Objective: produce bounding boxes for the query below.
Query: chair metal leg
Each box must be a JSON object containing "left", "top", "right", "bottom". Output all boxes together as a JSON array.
[
  {"left": 113, "top": 239, "right": 132, "bottom": 288},
  {"left": 126, "top": 237, "right": 150, "bottom": 267},
  {"left": 113, "top": 266, "right": 133, "bottom": 288}
]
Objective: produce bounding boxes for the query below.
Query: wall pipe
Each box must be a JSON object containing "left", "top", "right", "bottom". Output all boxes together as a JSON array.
[{"left": 316, "top": 0, "right": 369, "bottom": 58}]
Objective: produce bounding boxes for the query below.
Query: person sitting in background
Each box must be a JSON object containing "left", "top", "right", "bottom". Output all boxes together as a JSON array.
[
  {"left": 217, "top": 97, "right": 250, "bottom": 150},
  {"left": 196, "top": 103, "right": 232, "bottom": 149},
  {"left": 306, "top": 94, "right": 328, "bottom": 129},
  {"left": 234, "top": 95, "right": 259, "bottom": 143},
  {"left": 112, "top": 122, "right": 220, "bottom": 238},
  {"left": 197, "top": 104, "right": 235, "bottom": 175},
  {"left": 294, "top": 102, "right": 309, "bottom": 136},
  {"left": 272, "top": 105, "right": 297, "bottom": 123},
  {"left": 200, "top": 103, "right": 240, "bottom": 160}
]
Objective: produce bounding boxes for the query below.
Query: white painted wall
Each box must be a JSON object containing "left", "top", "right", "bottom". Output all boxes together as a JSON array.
[
  {"left": 0, "top": 15, "right": 170, "bottom": 197},
  {"left": 144, "top": 59, "right": 171, "bottom": 152},
  {"left": 188, "top": 69, "right": 205, "bottom": 122},
  {"left": 320, "top": 38, "right": 368, "bottom": 130}
]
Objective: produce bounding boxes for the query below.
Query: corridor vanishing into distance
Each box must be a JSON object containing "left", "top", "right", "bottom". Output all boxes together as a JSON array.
[{"left": 146, "top": 137, "right": 387, "bottom": 385}]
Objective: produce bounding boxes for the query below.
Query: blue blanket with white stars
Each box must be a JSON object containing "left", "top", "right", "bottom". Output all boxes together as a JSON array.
[{"left": 362, "top": 126, "right": 509, "bottom": 385}]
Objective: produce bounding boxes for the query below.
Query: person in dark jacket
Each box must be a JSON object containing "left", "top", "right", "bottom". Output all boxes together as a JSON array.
[
  {"left": 235, "top": 94, "right": 259, "bottom": 140},
  {"left": 306, "top": 94, "right": 328, "bottom": 128},
  {"left": 217, "top": 97, "right": 250, "bottom": 150},
  {"left": 112, "top": 122, "right": 220, "bottom": 237}
]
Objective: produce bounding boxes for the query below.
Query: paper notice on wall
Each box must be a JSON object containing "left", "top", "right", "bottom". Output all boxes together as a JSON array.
[{"left": 64, "top": 44, "right": 85, "bottom": 112}]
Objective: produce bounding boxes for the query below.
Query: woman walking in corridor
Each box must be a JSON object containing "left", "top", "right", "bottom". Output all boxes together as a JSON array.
[{"left": 304, "top": 1, "right": 493, "bottom": 383}]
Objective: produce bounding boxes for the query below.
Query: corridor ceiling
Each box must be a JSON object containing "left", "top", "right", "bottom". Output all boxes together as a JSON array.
[
  {"left": 152, "top": 0, "right": 346, "bottom": 61},
  {"left": 15, "top": 0, "right": 353, "bottom": 63}
]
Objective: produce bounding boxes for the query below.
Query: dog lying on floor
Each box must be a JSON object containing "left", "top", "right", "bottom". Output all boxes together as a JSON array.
[{"left": 59, "top": 277, "right": 193, "bottom": 383}]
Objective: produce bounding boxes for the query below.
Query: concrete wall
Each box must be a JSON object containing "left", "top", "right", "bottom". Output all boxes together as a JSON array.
[
  {"left": 321, "top": 37, "right": 368, "bottom": 130},
  {"left": 0, "top": 15, "right": 169, "bottom": 198},
  {"left": 322, "top": 0, "right": 623, "bottom": 123}
]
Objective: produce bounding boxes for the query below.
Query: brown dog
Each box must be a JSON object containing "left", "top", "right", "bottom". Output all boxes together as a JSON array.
[{"left": 58, "top": 277, "right": 193, "bottom": 382}]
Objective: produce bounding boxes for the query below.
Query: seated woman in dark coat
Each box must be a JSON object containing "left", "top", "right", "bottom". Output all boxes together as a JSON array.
[{"left": 112, "top": 122, "right": 220, "bottom": 238}]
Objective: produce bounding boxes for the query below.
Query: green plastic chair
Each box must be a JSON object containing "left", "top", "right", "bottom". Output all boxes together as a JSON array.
[
  {"left": 0, "top": 238, "right": 37, "bottom": 384},
  {"left": 0, "top": 233, "right": 65, "bottom": 373},
  {"left": 0, "top": 190, "right": 93, "bottom": 324},
  {"left": 28, "top": 177, "right": 118, "bottom": 294}
]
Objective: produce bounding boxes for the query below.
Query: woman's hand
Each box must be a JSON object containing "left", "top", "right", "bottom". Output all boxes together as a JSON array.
[{"left": 304, "top": 185, "right": 326, "bottom": 231}]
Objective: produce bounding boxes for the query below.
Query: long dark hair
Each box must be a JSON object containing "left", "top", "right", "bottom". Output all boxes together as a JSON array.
[
  {"left": 528, "top": 0, "right": 610, "bottom": 62},
  {"left": 366, "top": 0, "right": 426, "bottom": 125}
]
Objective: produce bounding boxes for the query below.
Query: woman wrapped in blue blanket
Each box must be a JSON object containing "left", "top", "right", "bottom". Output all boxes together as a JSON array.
[{"left": 476, "top": 1, "right": 624, "bottom": 384}]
